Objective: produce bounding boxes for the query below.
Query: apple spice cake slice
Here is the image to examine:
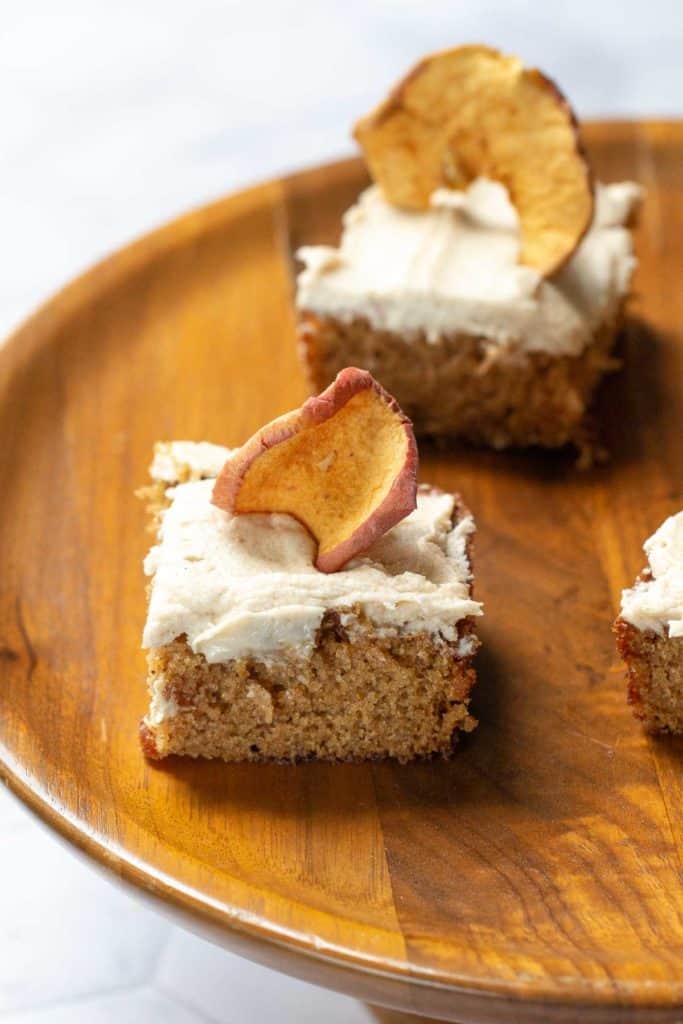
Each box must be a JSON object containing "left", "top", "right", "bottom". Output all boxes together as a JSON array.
[
  {"left": 615, "top": 512, "right": 683, "bottom": 733},
  {"left": 140, "top": 370, "right": 482, "bottom": 763},
  {"left": 296, "top": 45, "right": 643, "bottom": 455}
]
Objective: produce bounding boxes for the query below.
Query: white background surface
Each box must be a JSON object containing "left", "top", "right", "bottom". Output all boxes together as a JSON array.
[{"left": 1, "top": 1, "right": 682, "bottom": 1021}]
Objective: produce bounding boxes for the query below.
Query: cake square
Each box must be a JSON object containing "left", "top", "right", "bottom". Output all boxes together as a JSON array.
[
  {"left": 296, "top": 179, "right": 642, "bottom": 453},
  {"left": 615, "top": 512, "right": 683, "bottom": 733},
  {"left": 140, "top": 442, "right": 482, "bottom": 763}
]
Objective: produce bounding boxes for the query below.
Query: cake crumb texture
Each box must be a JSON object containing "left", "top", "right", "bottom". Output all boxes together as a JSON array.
[
  {"left": 143, "top": 613, "right": 478, "bottom": 763},
  {"left": 299, "top": 311, "right": 621, "bottom": 449},
  {"left": 615, "top": 618, "right": 683, "bottom": 734}
]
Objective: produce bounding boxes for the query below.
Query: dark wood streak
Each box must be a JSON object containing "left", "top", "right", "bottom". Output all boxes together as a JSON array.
[{"left": 14, "top": 598, "right": 37, "bottom": 683}]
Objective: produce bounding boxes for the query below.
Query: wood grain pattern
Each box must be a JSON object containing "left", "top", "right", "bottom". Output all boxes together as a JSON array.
[{"left": 1, "top": 122, "right": 682, "bottom": 1024}]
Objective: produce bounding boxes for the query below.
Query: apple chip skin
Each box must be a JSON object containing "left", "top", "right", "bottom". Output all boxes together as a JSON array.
[
  {"left": 353, "top": 44, "right": 594, "bottom": 276},
  {"left": 211, "top": 367, "right": 419, "bottom": 573}
]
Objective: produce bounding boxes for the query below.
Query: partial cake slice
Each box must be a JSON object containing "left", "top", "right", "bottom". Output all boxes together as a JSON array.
[
  {"left": 296, "top": 46, "right": 643, "bottom": 455},
  {"left": 140, "top": 375, "right": 483, "bottom": 764},
  {"left": 615, "top": 512, "right": 683, "bottom": 733}
]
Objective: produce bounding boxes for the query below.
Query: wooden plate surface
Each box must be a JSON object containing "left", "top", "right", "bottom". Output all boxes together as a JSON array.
[{"left": 1, "top": 122, "right": 682, "bottom": 1023}]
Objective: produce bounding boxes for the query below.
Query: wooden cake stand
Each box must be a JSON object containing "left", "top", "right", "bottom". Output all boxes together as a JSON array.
[{"left": 1, "top": 122, "right": 682, "bottom": 1023}]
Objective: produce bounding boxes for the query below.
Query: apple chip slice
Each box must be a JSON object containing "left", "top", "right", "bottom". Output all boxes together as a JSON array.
[
  {"left": 353, "top": 44, "right": 594, "bottom": 275},
  {"left": 212, "top": 368, "right": 418, "bottom": 573}
]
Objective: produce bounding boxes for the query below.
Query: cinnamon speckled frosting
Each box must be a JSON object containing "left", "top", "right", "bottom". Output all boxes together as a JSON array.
[
  {"left": 142, "top": 443, "right": 482, "bottom": 664},
  {"left": 296, "top": 178, "right": 642, "bottom": 356}
]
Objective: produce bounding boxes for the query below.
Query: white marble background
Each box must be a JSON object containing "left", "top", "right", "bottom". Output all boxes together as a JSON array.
[{"left": 1, "top": 1, "right": 682, "bottom": 1021}]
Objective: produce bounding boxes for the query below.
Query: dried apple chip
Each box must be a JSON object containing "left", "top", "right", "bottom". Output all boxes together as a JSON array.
[
  {"left": 353, "top": 44, "right": 594, "bottom": 275},
  {"left": 211, "top": 368, "right": 418, "bottom": 573}
]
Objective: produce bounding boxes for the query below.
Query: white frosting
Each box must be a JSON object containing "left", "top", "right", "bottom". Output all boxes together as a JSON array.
[
  {"left": 150, "top": 440, "right": 231, "bottom": 482},
  {"left": 146, "top": 688, "right": 180, "bottom": 726},
  {"left": 621, "top": 512, "right": 683, "bottom": 638},
  {"left": 296, "top": 179, "right": 642, "bottom": 356},
  {"left": 142, "top": 444, "right": 482, "bottom": 665}
]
